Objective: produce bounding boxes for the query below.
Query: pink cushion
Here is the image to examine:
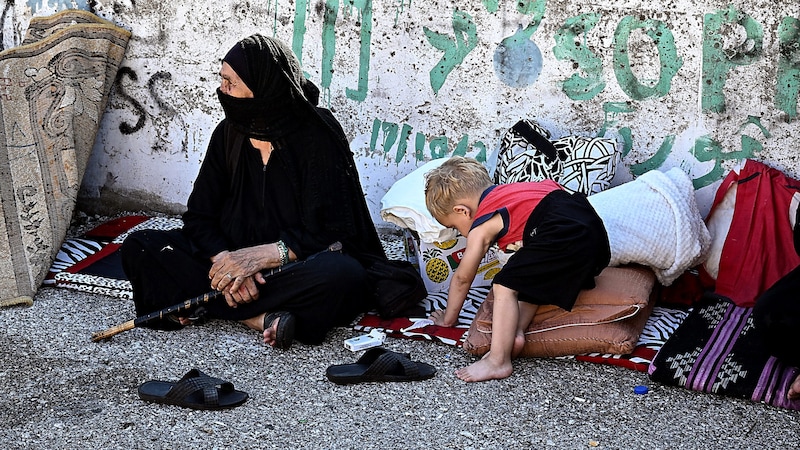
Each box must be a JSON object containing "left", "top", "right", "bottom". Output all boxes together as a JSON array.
[{"left": 463, "top": 265, "right": 655, "bottom": 357}]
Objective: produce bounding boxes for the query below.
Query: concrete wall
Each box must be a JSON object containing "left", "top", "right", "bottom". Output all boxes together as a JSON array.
[{"left": 6, "top": 0, "right": 800, "bottom": 226}]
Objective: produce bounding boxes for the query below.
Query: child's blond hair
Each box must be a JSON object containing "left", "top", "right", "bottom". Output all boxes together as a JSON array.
[{"left": 424, "top": 156, "right": 493, "bottom": 219}]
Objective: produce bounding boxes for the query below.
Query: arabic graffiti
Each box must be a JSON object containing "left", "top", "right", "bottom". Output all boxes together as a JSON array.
[
  {"left": 425, "top": 9, "right": 478, "bottom": 95},
  {"left": 369, "top": 118, "right": 486, "bottom": 163}
]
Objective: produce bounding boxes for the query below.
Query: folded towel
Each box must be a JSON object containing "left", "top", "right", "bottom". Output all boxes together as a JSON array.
[{"left": 588, "top": 168, "right": 711, "bottom": 286}]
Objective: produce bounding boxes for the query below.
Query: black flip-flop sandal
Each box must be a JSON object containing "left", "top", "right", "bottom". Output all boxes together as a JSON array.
[
  {"left": 325, "top": 348, "right": 436, "bottom": 385},
  {"left": 263, "top": 311, "right": 296, "bottom": 350},
  {"left": 138, "top": 368, "right": 249, "bottom": 410}
]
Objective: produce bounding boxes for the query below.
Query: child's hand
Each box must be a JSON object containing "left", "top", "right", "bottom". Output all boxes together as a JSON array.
[{"left": 429, "top": 309, "right": 453, "bottom": 327}]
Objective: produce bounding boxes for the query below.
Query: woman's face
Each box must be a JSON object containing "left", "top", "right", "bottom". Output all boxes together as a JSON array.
[{"left": 219, "top": 62, "right": 254, "bottom": 98}]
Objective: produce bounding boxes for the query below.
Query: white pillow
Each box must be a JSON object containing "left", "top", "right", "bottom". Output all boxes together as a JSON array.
[{"left": 380, "top": 158, "right": 458, "bottom": 244}]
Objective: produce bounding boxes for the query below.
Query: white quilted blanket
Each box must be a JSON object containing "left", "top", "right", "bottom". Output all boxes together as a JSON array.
[{"left": 588, "top": 168, "right": 711, "bottom": 286}]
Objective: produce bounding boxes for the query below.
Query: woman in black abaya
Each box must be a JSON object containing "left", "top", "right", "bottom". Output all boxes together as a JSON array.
[{"left": 120, "top": 35, "right": 386, "bottom": 348}]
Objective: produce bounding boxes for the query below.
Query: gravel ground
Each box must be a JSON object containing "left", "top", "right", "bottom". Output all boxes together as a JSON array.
[{"left": 1, "top": 214, "right": 800, "bottom": 449}]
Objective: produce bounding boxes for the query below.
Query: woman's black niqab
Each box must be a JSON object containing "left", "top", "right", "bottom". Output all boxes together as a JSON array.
[{"left": 217, "top": 34, "right": 321, "bottom": 141}]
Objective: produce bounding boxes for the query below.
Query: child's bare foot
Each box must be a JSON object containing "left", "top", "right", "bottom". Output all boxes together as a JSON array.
[
  {"left": 788, "top": 374, "right": 800, "bottom": 400},
  {"left": 512, "top": 331, "right": 526, "bottom": 358},
  {"left": 455, "top": 352, "right": 513, "bottom": 382}
]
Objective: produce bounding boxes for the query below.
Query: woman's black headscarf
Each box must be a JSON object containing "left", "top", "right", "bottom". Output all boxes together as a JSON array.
[
  {"left": 218, "top": 34, "right": 321, "bottom": 141},
  {"left": 212, "top": 34, "right": 387, "bottom": 266}
]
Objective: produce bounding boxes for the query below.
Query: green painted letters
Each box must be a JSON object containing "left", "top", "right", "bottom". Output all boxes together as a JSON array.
[
  {"left": 553, "top": 13, "right": 606, "bottom": 100},
  {"left": 320, "top": 0, "right": 373, "bottom": 102},
  {"left": 613, "top": 16, "right": 682, "bottom": 100},
  {"left": 701, "top": 6, "right": 764, "bottom": 113},
  {"left": 395, "top": 124, "right": 414, "bottom": 163},
  {"left": 630, "top": 135, "right": 675, "bottom": 176},
  {"left": 321, "top": 0, "right": 339, "bottom": 104},
  {"left": 345, "top": 0, "right": 373, "bottom": 102},
  {"left": 291, "top": 0, "right": 310, "bottom": 67},
  {"left": 598, "top": 102, "right": 636, "bottom": 156},
  {"left": 776, "top": 17, "right": 800, "bottom": 121},
  {"left": 370, "top": 118, "right": 486, "bottom": 162},
  {"left": 424, "top": 10, "right": 478, "bottom": 95}
]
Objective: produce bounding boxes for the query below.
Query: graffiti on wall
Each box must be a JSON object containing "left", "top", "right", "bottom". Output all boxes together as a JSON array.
[
  {"left": 701, "top": 6, "right": 763, "bottom": 114},
  {"left": 287, "top": 2, "right": 780, "bottom": 107},
  {"left": 113, "top": 67, "right": 189, "bottom": 155},
  {"left": 597, "top": 100, "right": 767, "bottom": 189},
  {"left": 425, "top": 9, "right": 478, "bottom": 95},
  {"left": 25, "top": 1, "right": 800, "bottom": 187},
  {"left": 492, "top": 0, "right": 545, "bottom": 88},
  {"left": 369, "top": 118, "right": 487, "bottom": 163},
  {"left": 777, "top": 17, "right": 800, "bottom": 121},
  {"left": 291, "top": 1, "right": 797, "bottom": 185}
]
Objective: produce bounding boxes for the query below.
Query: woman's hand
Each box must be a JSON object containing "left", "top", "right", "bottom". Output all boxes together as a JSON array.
[
  {"left": 209, "top": 247, "right": 270, "bottom": 293},
  {"left": 221, "top": 274, "right": 261, "bottom": 308}
]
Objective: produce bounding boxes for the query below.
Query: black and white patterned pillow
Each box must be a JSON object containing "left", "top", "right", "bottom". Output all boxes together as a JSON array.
[
  {"left": 555, "top": 135, "right": 618, "bottom": 195},
  {"left": 494, "top": 119, "right": 618, "bottom": 196},
  {"left": 493, "top": 119, "right": 570, "bottom": 184}
]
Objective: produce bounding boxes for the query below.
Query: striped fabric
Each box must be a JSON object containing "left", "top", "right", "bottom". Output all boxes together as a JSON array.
[
  {"left": 649, "top": 297, "right": 800, "bottom": 410},
  {"left": 46, "top": 217, "right": 183, "bottom": 299},
  {"left": 44, "top": 238, "right": 106, "bottom": 285},
  {"left": 352, "top": 287, "right": 490, "bottom": 347}
]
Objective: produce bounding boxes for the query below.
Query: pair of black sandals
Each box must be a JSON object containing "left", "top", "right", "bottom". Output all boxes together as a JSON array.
[
  {"left": 138, "top": 349, "right": 436, "bottom": 410},
  {"left": 139, "top": 310, "right": 433, "bottom": 410}
]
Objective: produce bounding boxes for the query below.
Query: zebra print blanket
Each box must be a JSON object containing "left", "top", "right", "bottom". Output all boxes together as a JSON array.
[
  {"left": 45, "top": 216, "right": 181, "bottom": 299},
  {"left": 575, "top": 306, "right": 688, "bottom": 371}
]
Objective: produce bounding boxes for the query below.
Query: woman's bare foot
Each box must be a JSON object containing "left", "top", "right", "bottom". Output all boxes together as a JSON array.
[
  {"left": 455, "top": 351, "right": 513, "bottom": 382},
  {"left": 240, "top": 314, "right": 264, "bottom": 331},
  {"left": 788, "top": 374, "right": 800, "bottom": 400},
  {"left": 261, "top": 311, "right": 295, "bottom": 349},
  {"left": 262, "top": 314, "right": 281, "bottom": 347},
  {"left": 238, "top": 313, "right": 281, "bottom": 346}
]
